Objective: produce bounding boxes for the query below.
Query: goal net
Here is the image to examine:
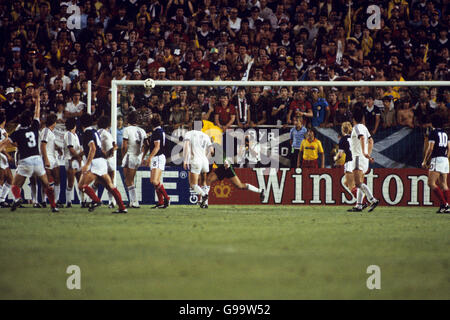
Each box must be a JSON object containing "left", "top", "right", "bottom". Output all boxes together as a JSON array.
[{"left": 110, "top": 80, "right": 449, "bottom": 174}]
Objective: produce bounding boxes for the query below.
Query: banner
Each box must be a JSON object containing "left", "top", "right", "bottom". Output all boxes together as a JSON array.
[
  {"left": 164, "top": 126, "right": 426, "bottom": 169},
  {"left": 209, "top": 168, "right": 435, "bottom": 207}
]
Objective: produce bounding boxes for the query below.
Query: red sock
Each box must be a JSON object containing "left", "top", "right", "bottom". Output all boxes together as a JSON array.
[
  {"left": 12, "top": 185, "right": 21, "bottom": 200},
  {"left": 433, "top": 187, "right": 447, "bottom": 205},
  {"left": 111, "top": 188, "right": 125, "bottom": 210},
  {"left": 82, "top": 185, "right": 101, "bottom": 203},
  {"left": 156, "top": 183, "right": 170, "bottom": 201},
  {"left": 45, "top": 187, "right": 56, "bottom": 209},
  {"left": 155, "top": 188, "right": 163, "bottom": 205},
  {"left": 444, "top": 189, "right": 450, "bottom": 204}
]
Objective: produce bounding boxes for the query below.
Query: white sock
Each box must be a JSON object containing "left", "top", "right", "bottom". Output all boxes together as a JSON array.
[
  {"left": 41, "top": 185, "right": 47, "bottom": 203},
  {"left": 0, "top": 183, "right": 11, "bottom": 202},
  {"left": 356, "top": 188, "right": 364, "bottom": 208},
  {"left": 202, "top": 186, "right": 210, "bottom": 205},
  {"left": 193, "top": 184, "right": 205, "bottom": 197},
  {"left": 246, "top": 183, "right": 261, "bottom": 193},
  {"left": 108, "top": 191, "right": 114, "bottom": 204},
  {"left": 360, "top": 183, "right": 375, "bottom": 203},
  {"left": 30, "top": 183, "right": 37, "bottom": 204},
  {"left": 66, "top": 187, "right": 73, "bottom": 204},
  {"left": 54, "top": 184, "right": 60, "bottom": 203},
  {"left": 80, "top": 191, "right": 85, "bottom": 203},
  {"left": 0, "top": 185, "right": 3, "bottom": 201},
  {"left": 127, "top": 186, "right": 136, "bottom": 204}
]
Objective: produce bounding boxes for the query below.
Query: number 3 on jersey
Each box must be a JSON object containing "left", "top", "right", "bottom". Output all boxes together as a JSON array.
[{"left": 25, "top": 132, "right": 36, "bottom": 148}]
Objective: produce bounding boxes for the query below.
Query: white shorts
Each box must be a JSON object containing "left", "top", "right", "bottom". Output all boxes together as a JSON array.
[
  {"left": 429, "top": 157, "right": 449, "bottom": 174},
  {"left": 0, "top": 153, "right": 9, "bottom": 170},
  {"left": 122, "top": 153, "right": 142, "bottom": 170},
  {"left": 150, "top": 154, "right": 166, "bottom": 171},
  {"left": 107, "top": 157, "right": 115, "bottom": 172},
  {"left": 89, "top": 158, "right": 108, "bottom": 176},
  {"left": 17, "top": 155, "right": 46, "bottom": 178},
  {"left": 190, "top": 157, "right": 209, "bottom": 175},
  {"left": 45, "top": 156, "right": 58, "bottom": 170},
  {"left": 344, "top": 161, "right": 353, "bottom": 173},
  {"left": 65, "top": 159, "right": 82, "bottom": 171},
  {"left": 352, "top": 156, "right": 369, "bottom": 174}
]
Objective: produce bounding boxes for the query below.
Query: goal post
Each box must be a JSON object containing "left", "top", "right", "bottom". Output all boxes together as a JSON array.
[{"left": 110, "top": 80, "right": 450, "bottom": 184}]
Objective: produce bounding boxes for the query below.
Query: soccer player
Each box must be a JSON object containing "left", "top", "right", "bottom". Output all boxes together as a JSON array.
[
  {"left": 0, "top": 113, "right": 13, "bottom": 207},
  {"left": 122, "top": 111, "right": 146, "bottom": 208},
  {"left": 97, "top": 116, "right": 118, "bottom": 208},
  {"left": 0, "top": 88, "right": 58, "bottom": 212},
  {"left": 347, "top": 108, "right": 379, "bottom": 212},
  {"left": 143, "top": 114, "right": 170, "bottom": 209},
  {"left": 63, "top": 117, "right": 83, "bottom": 208},
  {"left": 422, "top": 114, "right": 450, "bottom": 213},
  {"left": 77, "top": 113, "right": 127, "bottom": 214},
  {"left": 183, "top": 121, "right": 213, "bottom": 208},
  {"left": 40, "top": 113, "right": 63, "bottom": 207},
  {"left": 204, "top": 158, "right": 265, "bottom": 208},
  {"left": 334, "top": 121, "right": 367, "bottom": 207}
]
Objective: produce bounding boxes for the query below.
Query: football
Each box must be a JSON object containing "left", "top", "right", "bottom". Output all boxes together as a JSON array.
[{"left": 144, "top": 78, "right": 156, "bottom": 89}]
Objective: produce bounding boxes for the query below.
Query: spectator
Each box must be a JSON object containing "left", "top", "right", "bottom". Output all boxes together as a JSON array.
[
  {"left": 270, "top": 86, "right": 291, "bottom": 125},
  {"left": 233, "top": 87, "right": 251, "bottom": 129},
  {"left": 397, "top": 99, "right": 415, "bottom": 129},
  {"left": 248, "top": 87, "right": 267, "bottom": 127},
  {"left": 65, "top": 90, "right": 86, "bottom": 119},
  {"left": 334, "top": 103, "right": 353, "bottom": 127},
  {"left": 287, "top": 88, "right": 313, "bottom": 126},
  {"left": 298, "top": 129, "right": 325, "bottom": 169},
  {"left": 214, "top": 92, "right": 236, "bottom": 131},
  {"left": 2, "top": 87, "right": 21, "bottom": 123},
  {"left": 364, "top": 94, "right": 382, "bottom": 135},
  {"left": 310, "top": 87, "right": 330, "bottom": 127},
  {"left": 414, "top": 98, "right": 434, "bottom": 128}
]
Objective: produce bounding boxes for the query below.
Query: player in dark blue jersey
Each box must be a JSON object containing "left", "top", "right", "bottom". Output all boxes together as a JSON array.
[
  {"left": 0, "top": 88, "right": 58, "bottom": 212},
  {"left": 143, "top": 114, "right": 170, "bottom": 209},
  {"left": 77, "top": 113, "right": 127, "bottom": 213},
  {"left": 422, "top": 113, "right": 450, "bottom": 213}
]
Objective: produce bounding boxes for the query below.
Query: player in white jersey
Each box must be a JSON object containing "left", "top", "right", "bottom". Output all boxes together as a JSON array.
[
  {"left": 122, "top": 111, "right": 146, "bottom": 208},
  {"left": 40, "top": 113, "right": 63, "bottom": 207},
  {"left": 348, "top": 108, "right": 379, "bottom": 212},
  {"left": 63, "top": 117, "right": 84, "bottom": 207},
  {"left": 0, "top": 113, "right": 13, "bottom": 207},
  {"left": 183, "top": 120, "right": 214, "bottom": 208},
  {"left": 96, "top": 116, "right": 118, "bottom": 208}
]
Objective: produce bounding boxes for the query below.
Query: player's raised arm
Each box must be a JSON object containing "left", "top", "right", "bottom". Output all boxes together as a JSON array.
[{"left": 33, "top": 87, "right": 41, "bottom": 120}]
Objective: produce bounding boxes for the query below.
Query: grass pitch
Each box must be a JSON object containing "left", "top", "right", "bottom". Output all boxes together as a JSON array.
[{"left": 0, "top": 204, "right": 448, "bottom": 300}]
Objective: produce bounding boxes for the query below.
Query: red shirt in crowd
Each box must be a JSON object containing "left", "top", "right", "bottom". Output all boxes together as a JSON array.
[{"left": 215, "top": 103, "right": 236, "bottom": 126}]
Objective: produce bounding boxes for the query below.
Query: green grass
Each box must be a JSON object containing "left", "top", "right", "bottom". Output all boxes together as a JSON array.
[{"left": 0, "top": 205, "right": 449, "bottom": 300}]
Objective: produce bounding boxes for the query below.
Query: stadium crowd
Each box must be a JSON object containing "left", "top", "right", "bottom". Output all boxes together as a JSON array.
[{"left": 0, "top": 0, "right": 449, "bottom": 145}]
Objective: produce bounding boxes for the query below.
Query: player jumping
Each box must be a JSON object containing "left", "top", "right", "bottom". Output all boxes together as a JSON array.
[{"left": 0, "top": 88, "right": 58, "bottom": 212}]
